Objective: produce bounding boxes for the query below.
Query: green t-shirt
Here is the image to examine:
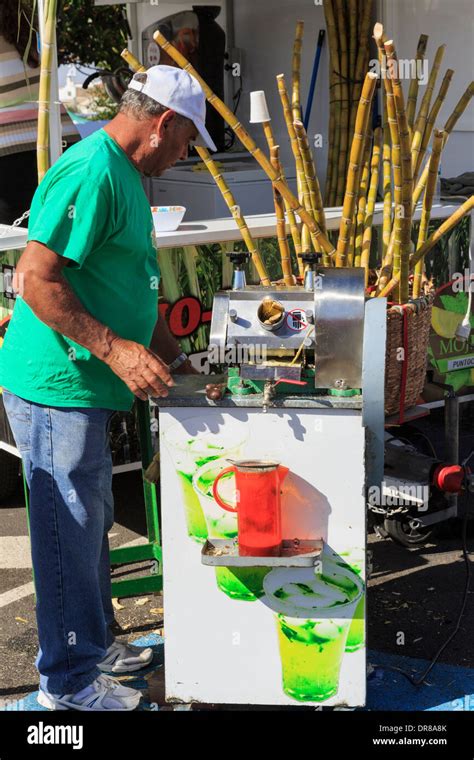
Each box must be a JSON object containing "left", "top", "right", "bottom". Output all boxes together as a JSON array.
[{"left": 0, "top": 129, "right": 160, "bottom": 411}]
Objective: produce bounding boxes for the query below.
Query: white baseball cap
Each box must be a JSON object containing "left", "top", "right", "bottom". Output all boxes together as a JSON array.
[{"left": 128, "top": 65, "right": 217, "bottom": 152}]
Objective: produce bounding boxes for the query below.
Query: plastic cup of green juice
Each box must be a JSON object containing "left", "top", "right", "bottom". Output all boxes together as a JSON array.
[
  {"left": 323, "top": 547, "right": 365, "bottom": 652},
  {"left": 263, "top": 563, "right": 363, "bottom": 702},
  {"left": 163, "top": 422, "right": 246, "bottom": 543},
  {"left": 193, "top": 459, "right": 270, "bottom": 601}
]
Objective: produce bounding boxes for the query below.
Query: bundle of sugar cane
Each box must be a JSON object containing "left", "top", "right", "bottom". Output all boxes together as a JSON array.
[
  {"left": 151, "top": 26, "right": 473, "bottom": 305},
  {"left": 323, "top": 0, "right": 374, "bottom": 206},
  {"left": 370, "top": 21, "right": 474, "bottom": 302},
  {"left": 321, "top": 19, "right": 473, "bottom": 302},
  {"left": 153, "top": 29, "right": 338, "bottom": 268}
]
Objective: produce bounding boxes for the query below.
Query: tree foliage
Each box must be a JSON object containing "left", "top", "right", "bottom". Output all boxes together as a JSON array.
[
  {"left": 1, "top": 0, "right": 130, "bottom": 72},
  {"left": 57, "top": 0, "right": 130, "bottom": 71}
]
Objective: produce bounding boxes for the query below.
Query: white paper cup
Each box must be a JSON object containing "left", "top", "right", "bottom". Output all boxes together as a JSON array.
[{"left": 249, "top": 90, "right": 271, "bottom": 124}]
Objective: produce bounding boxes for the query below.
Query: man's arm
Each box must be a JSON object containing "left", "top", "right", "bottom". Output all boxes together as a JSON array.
[
  {"left": 149, "top": 311, "right": 199, "bottom": 375},
  {"left": 14, "top": 241, "right": 174, "bottom": 399}
]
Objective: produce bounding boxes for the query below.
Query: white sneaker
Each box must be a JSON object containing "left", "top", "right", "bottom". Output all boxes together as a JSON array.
[
  {"left": 37, "top": 674, "right": 142, "bottom": 711},
  {"left": 97, "top": 640, "right": 154, "bottom": 673}
]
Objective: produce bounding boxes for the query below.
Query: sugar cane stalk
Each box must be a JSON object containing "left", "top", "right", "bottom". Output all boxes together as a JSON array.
[
  {"left": 335, "top": 72, "right": 378, "bottom": 267},
  {"left": 261, "top": 119, "right": 303, "bottom": 273},
  {"left": 413, "top": 129, "right": 444, "bottom": 298},
  {"left": 277, "top": 74, "right": 322, "bottom": 256},
  {"left": 270, "top": 145, "right": 295, "bottom": 285},
  {"left": 292, "top": 21, "right": 304, "bottom": 122},
  {"left": 153, "top": 29, "right": 337, "bottom": 260},
  {"left": 349, "top": 0, "right": 373, "bottom": 143},
  {"left": 335, "top": 0, "right": 350, "bottom": 204},
  {"left": 294, "top": 119, "right": 329, "bottom": 264},
  {"left": 413, "top": 81, "right": 473, "bottom": 206},
  {"left": 377, "top": 31, "right": 393, "bottom": 262},
  {"left": 353, "top": 133, "right": 372, "bottom": 266},
  {"left": 323, "top": 0, "right": 341, "bottom": 206},
  {"left": 406, "top": 34, "right": 429, "bottom": 137},
  {"left": 37, "top": 0, "right": 58, "bottom": 182},
  {"left": 411, "top": 44, "right": 445, "bottom": 181},
  {"left": 384, "top": 39, "right": 413, "bottom": 304},
  {"left": 381, "top": 103, "right": 392, "bottom": 260},
  {"left": 348, "top": 213, "right": 357, "bottom": 267},
  {"left": 378, "top": 196, "right": 474, "bottom": 298},
  {"left": 121, "top": 48, "right": 145, "bottom": 72},
  {"left": 348, "top": 0, "right": 358, "bottom": 100},
  {"left": 361, "top": 127, "right": 382, "bottom": 286},
  {"left": 374, "top": 24, "right": 401, "bottom": 295},
  {"left": 415, "top": 68, "right": 454, "bottom": 180}
]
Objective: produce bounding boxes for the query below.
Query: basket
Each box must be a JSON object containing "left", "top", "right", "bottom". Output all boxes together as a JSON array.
[{"left": 384, "top": 292, "right": 434, "bottom": 420}]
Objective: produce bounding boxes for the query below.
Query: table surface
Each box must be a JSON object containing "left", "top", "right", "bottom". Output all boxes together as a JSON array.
[
  {"left": 151, "top": 375, "right": 363, "bottom": 409},
  {"left": 0, "top": 201, "right": 463, "bottom": 252}
]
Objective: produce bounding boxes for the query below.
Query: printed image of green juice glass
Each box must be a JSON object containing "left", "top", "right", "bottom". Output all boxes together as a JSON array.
[
  {"left": 263, "top": 564, "right": 363, "bottom": 702},
  {"left": 193, "top": 459, "right": 271, "bottom": 601},
  {"left": 323, "top": 546, "right": 365, "bottom": 652},
  {"left": 162, "top": 420, "right": 246, "bottom": 543}
]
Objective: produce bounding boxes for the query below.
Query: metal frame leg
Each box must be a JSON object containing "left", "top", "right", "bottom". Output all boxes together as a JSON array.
[{"left": 110, "top": 400, "right": 163, "bottom": 597}]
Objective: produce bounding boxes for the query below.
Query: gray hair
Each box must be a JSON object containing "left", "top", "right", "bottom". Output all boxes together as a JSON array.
[{"left": 120, "top": 72, "right": 190, "bottom": 126}]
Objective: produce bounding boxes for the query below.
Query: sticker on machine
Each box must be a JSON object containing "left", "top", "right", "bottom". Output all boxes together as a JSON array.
[
  {"left": 447, "top": 355, "right": 474, "bottom": 371},
  {"left": 147, "top": 41, "right": 160, "bottom": 66},
  {"left": 286, "top": 308, "right": 309, "bottom": 331}
]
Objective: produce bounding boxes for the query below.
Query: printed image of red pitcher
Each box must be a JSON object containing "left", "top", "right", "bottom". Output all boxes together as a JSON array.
[{"left": 212, "top": 460, "right": 289, "bottom": 557}]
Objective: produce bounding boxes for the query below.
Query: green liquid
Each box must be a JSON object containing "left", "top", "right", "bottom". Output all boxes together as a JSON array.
[
  {"left": 271, "top": 572, "right": 361, "bottom": 702},
  {"left": 333, "top": 558, "right": 366, "bottom": 653},
  {"left": 176, "top": 453, "right": 223, "bottom": 543},
  {"left": 276, "top": 615, "right": 350, "bottom": 702},
  {"left": 215, "top": 566, "right": 271, "bottom": 601},
  {"left": 345, "top": 595, "right": 365, "bottom": 652},
  {"left": 176, "top": 470, "right": 208, "bottom": 543},
  {"left": 197, "top": 469, "right": 237, "bottom": 539},
  {"left": 175, "top": 443, "right": 270, "bottom": 602}
]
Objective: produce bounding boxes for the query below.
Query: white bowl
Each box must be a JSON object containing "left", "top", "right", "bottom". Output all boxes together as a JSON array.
[{"left": 151, "top": 205, "right": 186, "bottom": 232}]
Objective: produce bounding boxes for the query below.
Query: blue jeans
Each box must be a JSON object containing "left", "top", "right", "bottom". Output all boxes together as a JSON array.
[{"left": 2, "top": 390, "right": 116, "bottom": 695}]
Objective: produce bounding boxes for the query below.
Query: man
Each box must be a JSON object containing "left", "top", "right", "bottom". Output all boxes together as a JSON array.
[{"left": 0, "top": 65, "right": 216, "bottom": 711}]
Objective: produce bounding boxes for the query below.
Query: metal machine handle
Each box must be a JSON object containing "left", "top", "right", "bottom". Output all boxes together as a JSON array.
[
  {"left": 212, "top": 467, "right": 238, "bottom": 512},
  {"left": 274, "top": 379, "right": 307, "bottom": 387}
]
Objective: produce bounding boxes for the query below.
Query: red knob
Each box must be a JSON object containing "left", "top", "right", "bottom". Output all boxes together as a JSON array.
[{"left": 432, "top": 464, "right": 465, "bottom": 494}]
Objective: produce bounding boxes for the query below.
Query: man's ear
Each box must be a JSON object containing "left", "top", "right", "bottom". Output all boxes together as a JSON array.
[{"left": 157, "top": 109, "right": 176, "bottom": 136}]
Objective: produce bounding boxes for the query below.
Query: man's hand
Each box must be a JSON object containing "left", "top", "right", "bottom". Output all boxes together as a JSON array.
[{"left": 104, "top": 337, "right": 174, "bottom": 400}]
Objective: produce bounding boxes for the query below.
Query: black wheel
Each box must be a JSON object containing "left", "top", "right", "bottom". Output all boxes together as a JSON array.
[
  {"left": 0, "top": 449, "right": 21, "bottom": 502},
  {"left": 384, "top": 516, "right": 436, "bottom": 547}
]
